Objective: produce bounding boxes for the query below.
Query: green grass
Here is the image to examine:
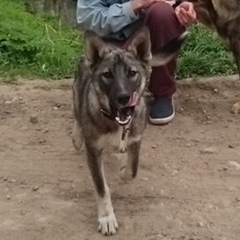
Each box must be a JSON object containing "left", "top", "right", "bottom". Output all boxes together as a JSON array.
[
  {"left": 177, "top": 23, "right": 237, "bottom": 79},
  {"left": 0, "top": 0, "right": 83, "bottom": 79},
  {"left": 0, "top": 0, "right": 237, "bottom": 80}
]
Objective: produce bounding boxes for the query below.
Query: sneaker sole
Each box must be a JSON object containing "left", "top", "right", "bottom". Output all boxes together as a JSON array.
[{"left": 149, "top": 111, "right": 175, "bottom": 125}]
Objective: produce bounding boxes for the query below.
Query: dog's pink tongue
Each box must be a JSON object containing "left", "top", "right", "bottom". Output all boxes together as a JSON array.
[{"left": 128, "top": 91, "right": 139, "bottom": 106}]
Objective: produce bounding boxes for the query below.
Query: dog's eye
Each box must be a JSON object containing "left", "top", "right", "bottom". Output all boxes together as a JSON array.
[
  {"left": 102, "top": 71, "right": 112, "bottom": 78},
  {"left": 129, "top": 69, "right": 137, "bottom": 77}
]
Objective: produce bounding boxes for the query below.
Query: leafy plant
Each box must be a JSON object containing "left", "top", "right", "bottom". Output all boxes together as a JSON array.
[
  {"left": 0, "top": 1, "right": 237, "bottom": 79},
  {"left": 0, "top": 0, "right": 83, "bottom": 79}
]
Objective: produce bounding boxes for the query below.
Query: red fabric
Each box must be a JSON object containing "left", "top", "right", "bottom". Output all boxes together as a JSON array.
[{"left": 143, "top": 2, "right": 185, "bottom": 97}]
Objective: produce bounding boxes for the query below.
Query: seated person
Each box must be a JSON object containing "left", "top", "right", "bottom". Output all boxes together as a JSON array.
[{"left": 76, "top": 0, "right": 196, "bottom": 125}]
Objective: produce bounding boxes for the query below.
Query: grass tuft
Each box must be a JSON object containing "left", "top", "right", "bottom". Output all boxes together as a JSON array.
[
  {"left": 0, "top": 1, "right": 237, "bottom": 80},
  {"left": 0, "top": 0, "right": 83, "bottom": 79},
  {"left": 177, "top": 24, "right": 236, "bottom": 79}
]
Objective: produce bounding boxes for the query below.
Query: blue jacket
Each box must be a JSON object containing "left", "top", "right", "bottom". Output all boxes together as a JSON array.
[{"left": 76, "top": 0, "right": 144, "bottom": 40}]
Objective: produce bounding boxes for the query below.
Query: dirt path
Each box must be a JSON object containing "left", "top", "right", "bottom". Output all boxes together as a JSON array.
[{"left": 0, "top": 76, "right": 240, "bottom": 240}]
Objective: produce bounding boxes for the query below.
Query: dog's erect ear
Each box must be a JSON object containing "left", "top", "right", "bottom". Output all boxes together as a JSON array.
[
  {"left": 84, "top": 30, "right": 110, "bottom": 67},
  {"left": 150, "top": 31, "right": 189, "bottom": 67},
  {"left": 126, "top": 27, "right": 152, "bottom": 63}
]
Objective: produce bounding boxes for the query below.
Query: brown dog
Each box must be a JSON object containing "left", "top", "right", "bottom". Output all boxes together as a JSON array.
[{"left": 184, "top": 0, "right": 240, "bottom": 113}]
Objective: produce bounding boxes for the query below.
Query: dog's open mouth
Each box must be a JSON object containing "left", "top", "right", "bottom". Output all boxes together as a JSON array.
[
  {"left": 114, "top": 106, "right": 135, "bottom": 126},
  {"left": 113, "top": 91, "right": 139, "bottom": 126},
  {"left": 100, "top": 92, "right": 140, "bottom": 126}
]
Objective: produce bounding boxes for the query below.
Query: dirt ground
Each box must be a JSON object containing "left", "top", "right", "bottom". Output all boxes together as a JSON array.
[{"left": 0, "top": 75, "right": 240, "bottom": 240}]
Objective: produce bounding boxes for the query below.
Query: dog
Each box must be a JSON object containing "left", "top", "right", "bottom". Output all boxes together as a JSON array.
[
  {"left": 71, "top": 27, "right": 188, "bottom": 236},
  {"left": 184, "top": 0, "right": 240, "bottom": 113}
]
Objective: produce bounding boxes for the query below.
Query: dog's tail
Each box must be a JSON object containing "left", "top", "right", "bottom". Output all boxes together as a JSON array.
[{"left": 150, "top": 31, "right": 189, "bottom": 67}]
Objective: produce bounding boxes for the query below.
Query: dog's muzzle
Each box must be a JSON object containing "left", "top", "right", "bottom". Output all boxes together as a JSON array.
[
  {"left": 100, "top": 91, "right": 140, "bottom": 126},
  {"left": 115, "top": 91, "right": 139, "bottom": 125}
]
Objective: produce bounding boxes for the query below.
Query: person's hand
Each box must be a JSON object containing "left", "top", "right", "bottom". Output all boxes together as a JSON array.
[
  {"left": 175, "top": 2, "right": 196, "bottom": 27},
  {"left": 131, "top": 0, "right": 165, "bottom": 12}
]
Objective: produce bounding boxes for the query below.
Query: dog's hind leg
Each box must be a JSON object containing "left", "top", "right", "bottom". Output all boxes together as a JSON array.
[
  {"left": 232, "top": 40, "right": 240, "bottom": 76},
  {"left": 85, "top": 142, "right": 118, "bottom": 235},
  {"left": 230, "top": 40, "right": 240, "bottom": 115},
  {"left": 120, "top": 136, "right": 141, "bottom": 181},
  {"left": 72, "top": 120, "right": 83, "bottom": 152}
]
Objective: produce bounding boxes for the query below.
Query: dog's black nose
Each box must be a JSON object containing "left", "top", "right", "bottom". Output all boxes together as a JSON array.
[{"left": 116, "top": 93, "right": 130, "bottom": 106}]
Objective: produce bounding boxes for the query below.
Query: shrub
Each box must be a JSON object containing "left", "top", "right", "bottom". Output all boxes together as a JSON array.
[
  {"left": 0, "top": 1, "right": 237, "bottom": 79},
  {"left": 0, "top": 0, "right": 83, "bottom": 79}
]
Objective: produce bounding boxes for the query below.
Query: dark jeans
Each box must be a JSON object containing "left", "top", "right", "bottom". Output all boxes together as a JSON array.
[{"left": 106, "top": 2, "right": 185, "bottom": 98}]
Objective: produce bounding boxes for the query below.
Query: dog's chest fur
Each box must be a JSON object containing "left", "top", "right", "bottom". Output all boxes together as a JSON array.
[{"left": 95, "top": 126, "right": 124, "bottom": 149}]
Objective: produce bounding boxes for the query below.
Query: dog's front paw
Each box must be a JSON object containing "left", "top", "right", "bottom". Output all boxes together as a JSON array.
[
  {"left": 119, "top": 166, "right": 133, "bottom": 181},
  {"left": 98, "top": 212, "right": 118, "bottom": 236},
  {"left": 231, "top": 101, "right": 240, "bottom": 115}
]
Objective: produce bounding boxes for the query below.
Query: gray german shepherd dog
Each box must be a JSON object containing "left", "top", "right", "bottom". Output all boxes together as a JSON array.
[
  {"left": 186, "top": 0, "right": 240, "bottom": 75},
  {"left": 184, "top": 0, "right": 240, "bottom": 113},
  {"left": 72, "top": 27, "right": 188, "bottom": 236}
]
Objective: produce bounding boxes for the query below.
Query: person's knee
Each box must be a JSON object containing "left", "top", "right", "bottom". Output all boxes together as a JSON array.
[{"left": 146, "top": 2, "right": 177, "bottom": 26}]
